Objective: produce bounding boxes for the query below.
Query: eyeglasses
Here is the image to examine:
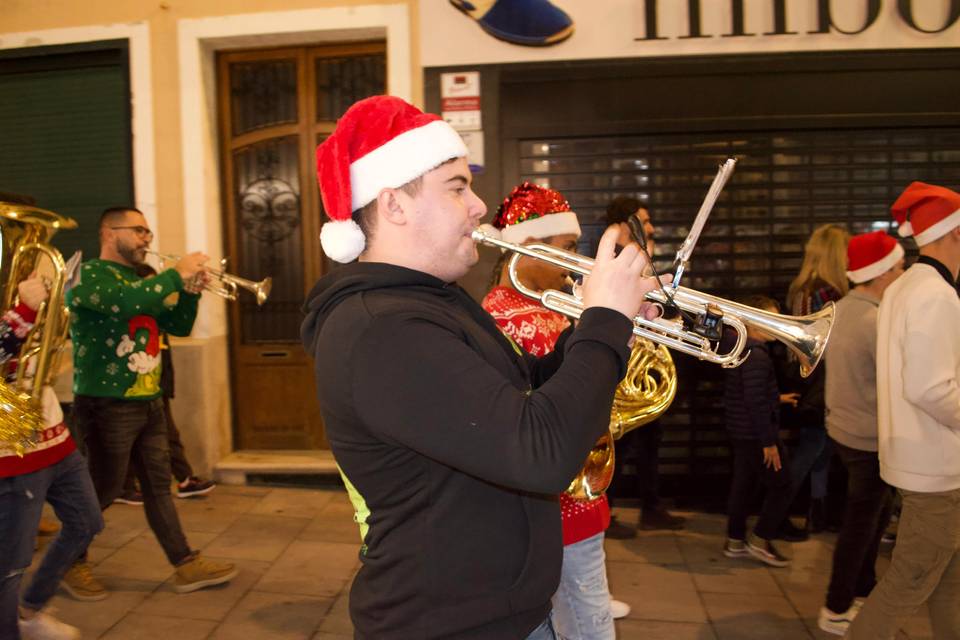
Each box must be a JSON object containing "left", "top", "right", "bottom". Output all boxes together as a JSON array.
[{"left": 110, "top": 225, "right": 154, "bottom": 240}]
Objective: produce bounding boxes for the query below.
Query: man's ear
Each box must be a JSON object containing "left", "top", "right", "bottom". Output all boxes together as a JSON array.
[{"left": 377, "top": 188, "right": 408, "bottom": 226}]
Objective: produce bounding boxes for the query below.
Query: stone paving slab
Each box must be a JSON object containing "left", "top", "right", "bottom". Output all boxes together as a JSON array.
[{"left": 25, "top": 486, "right": 936, "bottom": 639}]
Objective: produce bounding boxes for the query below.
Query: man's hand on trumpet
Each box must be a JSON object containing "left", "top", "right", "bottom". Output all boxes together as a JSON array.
[
  {"left": 175, "top": 252, "right": 210, "bottom": 295},
  {"left": 583, "top": 225, "right": 670, "bottom": 324}
]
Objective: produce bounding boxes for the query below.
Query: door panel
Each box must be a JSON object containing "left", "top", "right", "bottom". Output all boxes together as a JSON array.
[{"left": 218, "top": 44, "right": 385, "bottom": 450}]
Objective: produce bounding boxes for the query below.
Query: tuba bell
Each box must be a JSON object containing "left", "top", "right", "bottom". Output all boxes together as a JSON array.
[
  {"left": 0, "top": 201, "right": 77, "bottom": 455},
  {"left": 565, "top": 338, "right": 677, "bottom": 501}
]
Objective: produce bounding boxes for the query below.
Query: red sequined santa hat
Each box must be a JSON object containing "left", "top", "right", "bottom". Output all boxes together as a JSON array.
[
  {"left": 846, "top": 230, "right": 903, "bottom": 284},
  {"left": 489, "top": 182, "right": 580, "bottom": 244},
  {"left": 315, "top": 96, "right": 468, "bottom": 263},
  {"left": 891, "top": 181, "right": 960, "bottom": 247}
]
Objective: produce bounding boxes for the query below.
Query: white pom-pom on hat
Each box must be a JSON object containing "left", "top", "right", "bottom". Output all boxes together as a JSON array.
[
  {"left": 320, "top": 219, "right": 366, "bottom": 264},
  {"left": 315, "top": 95, "right": 467, "bottom": 263}
]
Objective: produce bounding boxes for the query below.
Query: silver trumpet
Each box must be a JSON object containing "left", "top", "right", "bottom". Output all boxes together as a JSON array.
[
  {"left": 147, "top": 251, "right": 272, "bottom": 306},
  {"left": 473, "top": 226, "right": 834, "bottom": 377}
]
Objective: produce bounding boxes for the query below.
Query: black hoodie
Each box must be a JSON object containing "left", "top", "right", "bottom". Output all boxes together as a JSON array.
[{"left": 301, "top": 262, "right": 631, "bottom": 639}]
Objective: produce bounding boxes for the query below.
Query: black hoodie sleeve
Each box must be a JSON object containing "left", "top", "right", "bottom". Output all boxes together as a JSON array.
[{"left": 349, "top": 307, "right": 631, "bottom": 495}]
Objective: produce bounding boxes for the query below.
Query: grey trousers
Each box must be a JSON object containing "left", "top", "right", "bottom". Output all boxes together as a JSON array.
[{"left": 847, "top": 487, "right": 960, "bottom": 640}]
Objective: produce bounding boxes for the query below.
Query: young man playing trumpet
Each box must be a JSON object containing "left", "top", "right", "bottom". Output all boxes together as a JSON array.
[
  {"left": 63, "top": 207, "right": 236, "bottom": 600},
  {"left": 302, "top": 95, "right": 662, "bottom": 639}
]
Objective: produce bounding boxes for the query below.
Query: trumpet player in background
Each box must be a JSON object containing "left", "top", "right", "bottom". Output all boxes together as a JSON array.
[
  {"left": 301, "top": 96, "right": 662, "bottom": 639},
  {"left": 0, "top": 272, "right": 103, "bottom": 640},
  {"left": 62, "top": 206, "right": 236, "bottom": 601},
  {"left": 603, "top": 197, "right": 686, "bottom": 536},
  {"left": 481, "top": 183, "right": 630, "bottom": 638}
]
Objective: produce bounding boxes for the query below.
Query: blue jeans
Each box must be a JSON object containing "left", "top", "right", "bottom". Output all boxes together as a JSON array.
[
  {"left": 551, "top": 532, "right": 615, "bottom": 640},
  {"left": 0, "top": 450, "right": 103, "bottom": 639},
  {"left": 526, "top": 616, "right": 557, "bottom": 640},
  {"left": 789, "top": 426, "right": 830, "bottom": 500}
]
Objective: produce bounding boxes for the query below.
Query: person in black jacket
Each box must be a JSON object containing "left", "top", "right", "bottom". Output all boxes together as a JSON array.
[
  {"left": 301, "top": 96, "right": 662, "bottom": 639},
  {"left": 722, "top": 295, "right": 799, "bottom": 568}
]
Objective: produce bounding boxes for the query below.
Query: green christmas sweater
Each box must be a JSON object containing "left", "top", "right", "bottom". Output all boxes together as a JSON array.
[{"left": 66, "top": 259, "right": 200, "bottom": 400}]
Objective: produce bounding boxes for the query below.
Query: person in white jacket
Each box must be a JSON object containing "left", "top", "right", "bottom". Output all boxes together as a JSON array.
[{"left": 849, "top": 181, "right": 960, "bottom": 640}]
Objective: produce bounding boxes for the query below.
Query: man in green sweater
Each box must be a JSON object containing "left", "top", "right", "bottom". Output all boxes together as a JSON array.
[{"left": 62, "top": 206, "right": 237, "bottom": 600}]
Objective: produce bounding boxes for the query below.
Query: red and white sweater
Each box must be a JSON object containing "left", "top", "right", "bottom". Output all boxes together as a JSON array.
[
  {"left": 482, "top": 286, "right": 611, "bottom": 545},
  {"left": 0, "top": 303, "right": 75, "bottom": 478}
]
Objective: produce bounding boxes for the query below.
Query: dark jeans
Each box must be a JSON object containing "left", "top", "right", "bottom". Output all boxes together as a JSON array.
[
  {"left": 74, "top": 395, "right": 192, "bottom": 565},
  {"left": 825, "top": 439, "right": 894, "bottom": 613},
  {"left": 0, "top": 451, "right": 103, "bottom": 639},
  {"left": 727, "top": 439, "right": 793, "bottom": 540},
  {"left": 789, "top": 425, "right": 830, "bottom": 501},
  {"left": 123, "top": 397, "right": 193, "bottom": 493},
  {"left": 616, "top": 422, "right": 662, "bottom": 510}
]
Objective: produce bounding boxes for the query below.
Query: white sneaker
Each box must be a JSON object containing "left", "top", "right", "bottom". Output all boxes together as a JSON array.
[
  {"left": 818, "top": 605, "right": 859, "bottom": 636},
  {"left": 609, "top": 598, "right": 630, "bottom": 619},
  {"left": 19, "top": 611, "right": 80, "bottom": 640}
]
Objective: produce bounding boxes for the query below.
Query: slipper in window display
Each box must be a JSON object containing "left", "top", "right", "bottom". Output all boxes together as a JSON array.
[{"left": 449, "top": 0, "right": 575, "bottom": 47}]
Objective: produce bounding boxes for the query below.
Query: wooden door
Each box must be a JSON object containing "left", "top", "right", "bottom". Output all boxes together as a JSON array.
[{"left": 218, "top": 43, "right": 385, "bottom": 449}]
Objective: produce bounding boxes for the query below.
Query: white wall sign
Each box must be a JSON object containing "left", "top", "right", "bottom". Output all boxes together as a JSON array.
[
  {"left": 421, "top": 0, "right": 960, "bottom": 67},
  {"left": 441, "top": 71, "right": 482, "bottom": 130}
]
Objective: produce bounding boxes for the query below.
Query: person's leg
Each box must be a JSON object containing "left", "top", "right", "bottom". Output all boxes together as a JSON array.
[
  {"left": 163, "top": 397, "right": 193, "bottom": 483},
  {"left": 524, "top": 616, "right": 558, "bottom": 640},
  {"left": 635, "top": 422, "right": 661, "bottom": 512},
  {"left": 753, "top": 441, "right": 793, "bottom": 540},
  {"left": 824, "top": 442, "right": 893, "bottom": 614},
  {"left": 550, "top": 532, "right": 614, "bottom": 640},
  {"left": 809, "top": 437, "right": 832, "bottom": 501},
  {"left": 132, "top": 399, "right": 192, "bottom": 566},
  {"left": 726, "top": 440, "right": 759, "bottom": 541},
  {"left": 925, "top": 488, "right": 960, "bottom": 640},
  {"left": 847, "top": 489, "right": 958, "bottom": 640},
  {"left": 21, "top": 451, "right": 104, "bottom": 611},
  {"left": 75, "top": 396, "right": 141, "bottom": 511},
  {"left": 0, "top": 471, "right": 48, "bottom": 640}
]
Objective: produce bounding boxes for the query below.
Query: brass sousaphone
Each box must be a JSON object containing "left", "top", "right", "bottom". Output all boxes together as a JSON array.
[{"left": 0, "top": 202, "right": 77, "bottom": 455}]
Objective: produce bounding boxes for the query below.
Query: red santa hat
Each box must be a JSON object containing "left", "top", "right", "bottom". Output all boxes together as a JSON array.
[
  {"left": 891, "top": 181, "right": 960, "bottom": 247},
  {"left": 315, "top": 96, "right": 468, "bottom": 263},
  {"left": 488, "top": 182, "right": 580, "bottom": 244},
  {"left": 846, "top": 230, "right": 904, "bottom": 284}
]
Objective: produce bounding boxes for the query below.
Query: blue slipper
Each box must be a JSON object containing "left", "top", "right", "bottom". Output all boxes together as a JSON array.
[{"left": 450, "top": 0, "right": 574, "bottom": 47}]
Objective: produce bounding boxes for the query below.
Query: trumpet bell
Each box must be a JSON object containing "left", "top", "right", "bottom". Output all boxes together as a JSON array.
[{"left": 254, "top": 277, "right": 272, "bottom": 306}]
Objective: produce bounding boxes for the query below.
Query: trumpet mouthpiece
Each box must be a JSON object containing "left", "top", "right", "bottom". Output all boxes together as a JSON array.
[{"left": 473, "top": 224, "right": 501, "bottom": 244}]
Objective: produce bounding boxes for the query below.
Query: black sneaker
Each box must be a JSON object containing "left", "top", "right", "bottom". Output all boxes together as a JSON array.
[
  {"left": 640, "top": 507, "right": 685, "bottom": 531},
  {"left": 176, "top": 477, "right": 216, "bottom": 499},
  {"left": 746, "top": 533, "right": 790, "bottom": 567},
  {"left": 114, "top": 490, "right": 144, "bottom": 506},
  {"left": 605, "top": 516, "right": 637, "bottom": 540},
  {"left": 775, "top": 519, "right": 809, "bottom": 542}
]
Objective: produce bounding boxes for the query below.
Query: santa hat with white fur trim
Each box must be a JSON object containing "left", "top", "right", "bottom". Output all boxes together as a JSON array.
[
  {"left": 846, "top": 230, "right": 904, "bottom": 284},
  {"left": 315, "top": 96, "right": 468, "bottom": 263},
  {"left": 489, "top": 182, "right": 581, "bottom": 244},
  {"left": 891, "top": 181, "right": 960, "bottom": 247}
]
